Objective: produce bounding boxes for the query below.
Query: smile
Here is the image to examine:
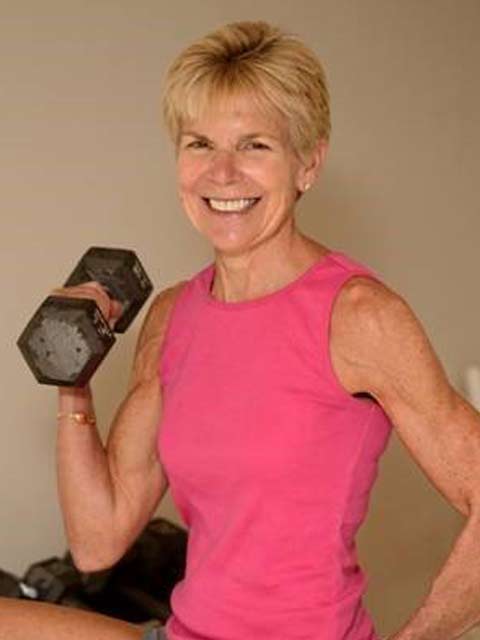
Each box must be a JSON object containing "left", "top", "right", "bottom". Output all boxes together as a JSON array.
[{"left": 203, "top": 197, "right": 261, "bottom": 213}]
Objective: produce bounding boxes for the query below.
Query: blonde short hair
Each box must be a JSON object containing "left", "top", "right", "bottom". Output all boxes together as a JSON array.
[{"left": 162, "top": 21, "right": 331, "bottom": 159}]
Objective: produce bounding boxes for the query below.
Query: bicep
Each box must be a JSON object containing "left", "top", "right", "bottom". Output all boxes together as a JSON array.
[{"left": 334, "top": 277, "right": 480, "bottom": 517}]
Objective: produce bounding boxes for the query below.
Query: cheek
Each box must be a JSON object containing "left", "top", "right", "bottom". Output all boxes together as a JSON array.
[
  {"left": 177, "top": 158, "right": 202, "bottom": 192},
  {"left": 240, "top": 158, "right": 286, "bottom": 190},
  {"left": 260, "top": 162, "right": 300, "bottom": 199}
]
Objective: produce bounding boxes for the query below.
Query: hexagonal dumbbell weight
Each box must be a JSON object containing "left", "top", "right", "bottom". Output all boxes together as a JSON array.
[{"left": 17, "top": 247, "right": 153, "bottom": 387}]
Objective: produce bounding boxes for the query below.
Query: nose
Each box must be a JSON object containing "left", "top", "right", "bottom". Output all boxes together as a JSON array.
[{"left": 207, "top": 149, "right": 240, "bottom": 184}]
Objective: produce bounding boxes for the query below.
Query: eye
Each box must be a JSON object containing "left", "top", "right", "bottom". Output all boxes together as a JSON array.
[
  {"left": 185, "top": 139, "right": 210, "bottom": 150},
  {"left": 244, "top": 141, "right": 270, "bottom": 151}
]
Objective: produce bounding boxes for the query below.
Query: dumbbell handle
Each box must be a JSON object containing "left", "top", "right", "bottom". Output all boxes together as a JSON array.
[{"left": 64, "top": 246, "right": 153, "bottom": 334}]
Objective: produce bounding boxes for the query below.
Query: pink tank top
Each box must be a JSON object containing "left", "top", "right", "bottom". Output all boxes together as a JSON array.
[{"left": 158, "top": 250, "right": 392, "bottom": 640}]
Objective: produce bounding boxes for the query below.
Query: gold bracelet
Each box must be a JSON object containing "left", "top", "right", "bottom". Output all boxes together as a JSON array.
[{"left": 57, "top": 412, "right": 96, "bottom": 425}]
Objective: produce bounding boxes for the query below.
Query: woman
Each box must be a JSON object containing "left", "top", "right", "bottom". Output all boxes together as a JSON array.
[{"left": 3, "top": 20, "right": 480, "bottom": 640}]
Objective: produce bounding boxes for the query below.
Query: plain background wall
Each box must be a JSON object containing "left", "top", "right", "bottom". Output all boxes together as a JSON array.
[{"left": 1, "top": 1, "right": 479, "bottom": 637}]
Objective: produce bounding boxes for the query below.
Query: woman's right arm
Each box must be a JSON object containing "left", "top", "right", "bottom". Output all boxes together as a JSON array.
[{"left": 55, "top": 282, "right": 185, "bottom": 572}]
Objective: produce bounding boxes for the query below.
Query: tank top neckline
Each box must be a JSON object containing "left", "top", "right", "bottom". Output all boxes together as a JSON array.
[{"left": 201, "top": 250, "right": 342, "bottom": 310}]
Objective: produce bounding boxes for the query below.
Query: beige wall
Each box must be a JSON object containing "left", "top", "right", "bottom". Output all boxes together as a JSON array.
[{"left": 1, "top": 1, "right": 479, "bottom": 637}]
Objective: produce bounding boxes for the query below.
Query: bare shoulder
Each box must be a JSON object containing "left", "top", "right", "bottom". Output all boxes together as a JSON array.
[
  {"left": 330, "top": 275, "right": 422, "bottom": 397},
  {"left": 129, "top": 280, "right": 188, "bottom": 387},
  {"left": 329, "top": 277, "right": 480, "bottom": 519},
  {"left": 136, "top": 281, "right": 187, "bottom": 345}
]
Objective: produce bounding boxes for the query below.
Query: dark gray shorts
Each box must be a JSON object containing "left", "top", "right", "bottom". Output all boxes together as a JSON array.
[{"left": 142, "top": 624, "right": 167, "bottom": 640}]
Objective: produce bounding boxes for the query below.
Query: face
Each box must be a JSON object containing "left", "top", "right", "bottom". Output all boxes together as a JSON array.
[{"left": 176, "top": 93, "right": 323, "bottom": 258}]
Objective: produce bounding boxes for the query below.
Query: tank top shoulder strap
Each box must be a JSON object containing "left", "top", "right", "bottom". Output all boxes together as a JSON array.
[{"left": 155, "top": 280, "right": 190, "bottom": 380}]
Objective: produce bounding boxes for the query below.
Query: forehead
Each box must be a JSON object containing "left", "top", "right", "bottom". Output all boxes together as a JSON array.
[{"left": 180, "top": 91, "right": 289, "bottom": 140}]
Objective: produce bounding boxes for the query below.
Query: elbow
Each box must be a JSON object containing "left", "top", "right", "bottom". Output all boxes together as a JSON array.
[
  {"left": 71, "top": 550, "right": 118, "bottom": 574},
  {"left": 68, "top": 537, "right": 127, "bottom": 574}
]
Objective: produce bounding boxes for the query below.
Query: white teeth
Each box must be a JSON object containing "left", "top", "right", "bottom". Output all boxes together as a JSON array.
[{"left": 207, "top": 198, "right": 258, "bottom": 212}]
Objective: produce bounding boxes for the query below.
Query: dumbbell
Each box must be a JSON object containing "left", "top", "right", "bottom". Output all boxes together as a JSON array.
[
  {"left": 22, "top": 556, "right": 80, "bottom": 604},
  {"left": 21, "top": 556, "right": 94, "bottom": 610},
  {"left": 0, "top": 568, "right": 23, "bottom": 598},
  {"left": 17, "top": 247, "right": 153, "bottom": 387}
]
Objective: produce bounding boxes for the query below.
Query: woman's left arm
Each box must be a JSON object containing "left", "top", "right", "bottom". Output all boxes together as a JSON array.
[{"left": 333, "top": 276, "right": 480, "bottom": 640}]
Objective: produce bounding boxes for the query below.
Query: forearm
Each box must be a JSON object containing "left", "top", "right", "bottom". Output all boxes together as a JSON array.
[
  {"left": 56, "top": 380, "right": 165, "bottom": 570},
  {"left": 389, "top": 511, "right": 480, "bottom": 640},
  {"left": 56, "top": 385, "right": 119, "bottom": 566}
]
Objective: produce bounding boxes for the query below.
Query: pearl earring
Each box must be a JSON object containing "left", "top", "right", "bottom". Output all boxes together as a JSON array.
[{"left": 303, "top": 183, "right": 311, "bottom": 192}]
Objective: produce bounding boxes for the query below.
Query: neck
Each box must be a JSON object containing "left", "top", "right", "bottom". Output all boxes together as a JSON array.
[{"left": 210, "top": 227, "right": 328, "bottom": 303}]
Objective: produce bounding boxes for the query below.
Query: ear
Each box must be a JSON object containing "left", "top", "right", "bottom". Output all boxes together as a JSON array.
[{"left": 295, "top": 138, "right": 329, "bottom": 193}]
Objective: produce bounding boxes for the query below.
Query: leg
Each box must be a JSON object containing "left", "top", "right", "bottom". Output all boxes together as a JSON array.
[{"left": 0, "top": 597, "right": 143, "bottom": 640}]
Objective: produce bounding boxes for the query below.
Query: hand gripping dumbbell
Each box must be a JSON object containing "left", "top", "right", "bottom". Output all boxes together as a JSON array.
[{"left": 17, "top": 247, "right": 153, "bottom": 387}]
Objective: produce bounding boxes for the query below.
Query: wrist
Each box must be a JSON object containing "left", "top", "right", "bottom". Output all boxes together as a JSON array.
[
  {"left": 58, "top": 384, "right": 92, "bottom": 399},
  {"left": 58, "top": 384, "right": 93, "bottom": 413},
  {"left": 57, "top": 411, "right": 96, "bottom": 425}
]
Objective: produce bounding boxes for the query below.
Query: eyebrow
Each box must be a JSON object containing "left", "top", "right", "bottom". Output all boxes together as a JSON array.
[{"left": 180, "top": 130, "right": 279, "bottom": 142}]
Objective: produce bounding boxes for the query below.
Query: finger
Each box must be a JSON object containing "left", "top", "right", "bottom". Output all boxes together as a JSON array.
[
  {"left": 51, "top": 283, "right": 108, "bottom": 302},
  {"left": 49, "top": 288, "right": 108, "bottom": 319},
  {"left": 111, "top": 299, "right": 123, "bottom": 318},
  {"left": 50, "top": 283, "right": 119, "bottom": 323},
  {"left": 51, "top": 288, "right": 67, "bottom": 296},
  {"left": 107, "top": 300, "right": 124, "bottom": 330},
  {"left": 82, "top": 281, "right": 109, "bottom": 294},
  {"left": 70, "top": 281, "right": 110, "bottom": 299}
]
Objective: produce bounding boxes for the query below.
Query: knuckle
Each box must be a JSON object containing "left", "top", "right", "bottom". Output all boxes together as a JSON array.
[{"left": 49, "top": 282, "right": 115, "bottom": 318}]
